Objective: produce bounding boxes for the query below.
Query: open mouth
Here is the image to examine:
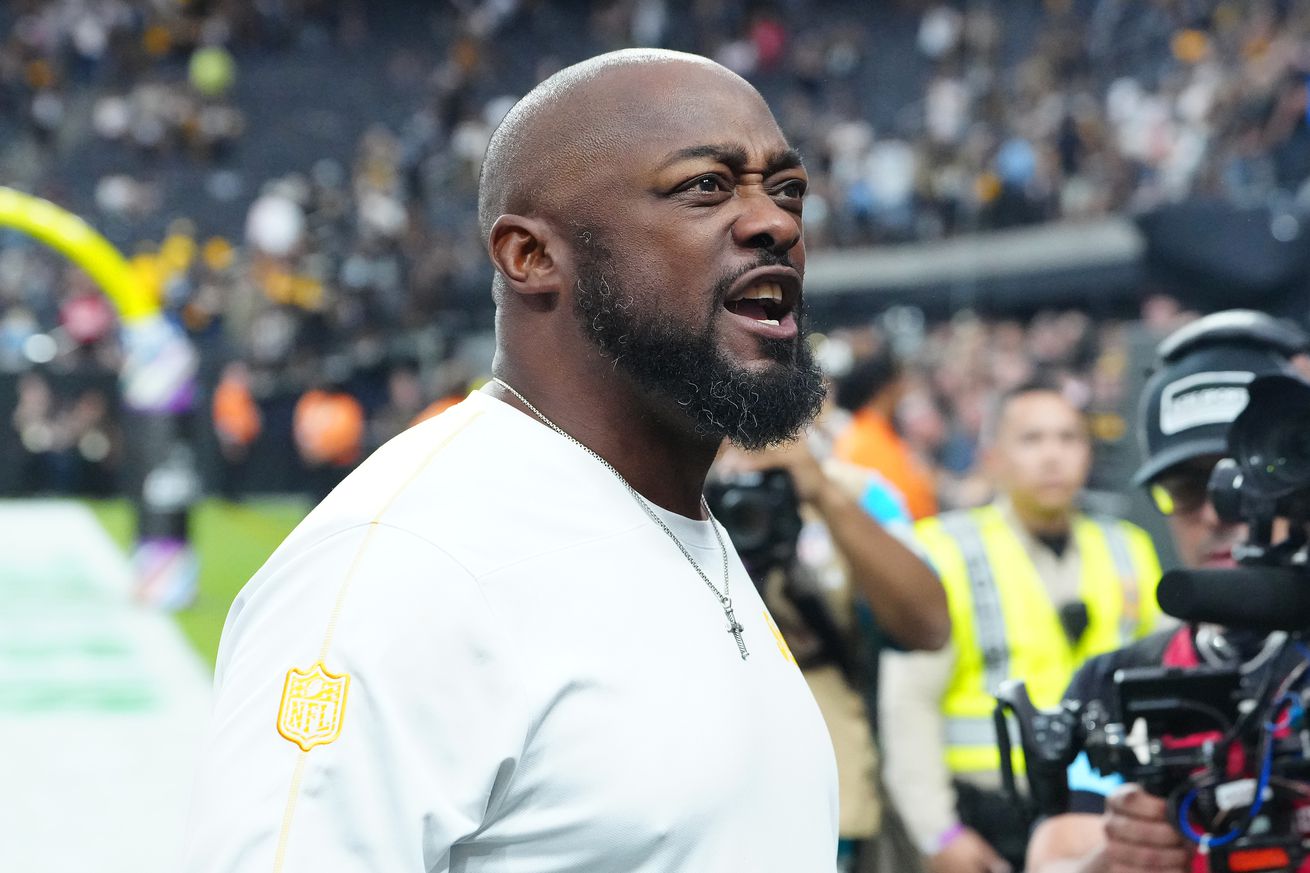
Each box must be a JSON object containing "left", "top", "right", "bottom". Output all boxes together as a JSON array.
[
  {"left": 722, "top": 269, "right": 800, "bottom": 329},
  {"left": 724, "top": 283, "right": 791, "bottom": 325}
]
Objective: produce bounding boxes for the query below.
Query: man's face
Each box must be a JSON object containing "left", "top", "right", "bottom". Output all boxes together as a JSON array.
[
  {"left": 1150, "top": 455, "right": 1247, "bottom": 568},
  {"left": 990, "top": 391, "right": 1091, "bottom": 516},
  {"left": 565, "top": 66, "right": 824, "bottom": 449}
]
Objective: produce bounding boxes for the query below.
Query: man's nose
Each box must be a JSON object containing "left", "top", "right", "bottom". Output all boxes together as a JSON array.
[{"left": 731, "top": 190, "right": 801, "bottom": 254}]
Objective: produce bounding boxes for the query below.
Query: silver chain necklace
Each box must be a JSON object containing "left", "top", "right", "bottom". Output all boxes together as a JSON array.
[{"left": 491, "top": 378, "right": 749, "bottom": 659}]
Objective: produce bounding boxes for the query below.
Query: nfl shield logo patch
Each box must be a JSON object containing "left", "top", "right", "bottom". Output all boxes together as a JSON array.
[{"left": 277, "top": 662, "right": 350, "bottom": 751}]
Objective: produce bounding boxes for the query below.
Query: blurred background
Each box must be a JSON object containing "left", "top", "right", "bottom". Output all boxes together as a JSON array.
[{"left": 5, "top": 0, "right": 1310, "bottom": 869}]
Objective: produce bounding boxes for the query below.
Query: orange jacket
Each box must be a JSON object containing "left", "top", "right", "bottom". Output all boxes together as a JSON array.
[{"left": 834, "top": 408, "right": 938, "bottom": 520}]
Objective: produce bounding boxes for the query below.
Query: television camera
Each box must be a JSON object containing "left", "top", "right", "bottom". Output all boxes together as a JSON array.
[{"left": 996, "top": 373, "right": 1310, "bottom": 872}]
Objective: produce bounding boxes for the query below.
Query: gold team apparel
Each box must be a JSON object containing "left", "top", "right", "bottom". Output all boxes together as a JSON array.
[{"left": 276, "top": 663, "right": 349, "bottom": 752}]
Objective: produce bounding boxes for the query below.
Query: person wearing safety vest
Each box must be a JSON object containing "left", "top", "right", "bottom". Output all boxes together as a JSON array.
[
  {"left": 881, "top": 378, "right": 1162, "bottom": 873},
  {"left": 1027, "top": 311, "right": 1310, "bottom": 873}
]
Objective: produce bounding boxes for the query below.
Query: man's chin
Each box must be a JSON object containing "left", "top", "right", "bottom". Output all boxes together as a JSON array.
[
  {"left": 726, "top": 359, "right": 816, "bottom": 397},
  {"left": 730, "top": 354, "right": 794, "bottom": 376},
  {"left": 572, "top": 270, "right": 822, "bottom": 448},
  {"left": 1027, "top": 500, "right": 1070, "bottom": 517},
  {"left": 725, "top": 336, "right": 803, "bottom": 371}
]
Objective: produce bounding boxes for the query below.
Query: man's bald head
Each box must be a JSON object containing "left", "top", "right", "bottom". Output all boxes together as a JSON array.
[
  {"left": 477, "top": 49, "right": 767, "bottom": 243},
  {"left": 481, "top": 49, "right": 821, "bottom": 451}
]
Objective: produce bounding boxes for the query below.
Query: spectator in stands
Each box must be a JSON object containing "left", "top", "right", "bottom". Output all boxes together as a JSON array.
[
  {"left": 212, "top": 360, "right": 261, "bottom": 498},
  {"left": 11, "top": 0, "right": 1310, "bottom": 506},
  {"left": 292, "top": 382, "right": 364, "bottom": 501},
  {"left": 367, "top": 361, "right": 425, "bottom": 449}
]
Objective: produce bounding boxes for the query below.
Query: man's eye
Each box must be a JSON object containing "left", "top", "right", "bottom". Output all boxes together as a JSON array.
[
  {"left": 776, "top": 180, "right": 806, "bottom": 198},
  {"left": 688, "top": 175, "right": 726, "bottom": 194}
]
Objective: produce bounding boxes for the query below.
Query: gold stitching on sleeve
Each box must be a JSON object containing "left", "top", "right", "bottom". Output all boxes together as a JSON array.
[{"left": 270, "top": 407, "right": 484, "bottom": 871}]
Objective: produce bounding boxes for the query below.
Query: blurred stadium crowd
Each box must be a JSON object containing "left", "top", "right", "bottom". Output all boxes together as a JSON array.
[{"left": 2, "top": 0, "right": 1309, "bottom": 499}]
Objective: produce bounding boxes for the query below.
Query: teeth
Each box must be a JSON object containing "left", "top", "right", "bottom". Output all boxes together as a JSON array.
[
  {"left": 739, "top": 283, "right": 783, "bottom": 303},
  {"left": 759, "top": 319, "right": 780, "bottom": 326}
]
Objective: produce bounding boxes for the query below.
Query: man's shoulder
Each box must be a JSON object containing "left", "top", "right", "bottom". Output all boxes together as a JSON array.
[
  {"left": 914, "top": 505, "right": 991, "bottom": 534},
  {"left": 1066, "top": 628, "right": 1181, "bottom": 703},
  {"left": 295, "top": 396, "right": 510, "bottom": 534},
  {"left": 1089, "top": 627, "right": 1179, "bottom": 674},
  {"left": 912, "top": 505, "right": 1002, "bottom": 554},
  {"left": 1077, "top": 511, "right": 1157, "bottom": 549},
  {"left": 276, "top": 394, "right": 650, "bottom": 578}
]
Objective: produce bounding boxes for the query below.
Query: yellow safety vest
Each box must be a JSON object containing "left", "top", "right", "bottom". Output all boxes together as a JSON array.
[{"left": 914, "top": 505, "right": 1162, "bottom": 775}]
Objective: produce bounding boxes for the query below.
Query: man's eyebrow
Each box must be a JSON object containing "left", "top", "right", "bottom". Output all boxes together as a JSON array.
[{"left": 656, "top": 144, "right": 805, "bottom": 174}]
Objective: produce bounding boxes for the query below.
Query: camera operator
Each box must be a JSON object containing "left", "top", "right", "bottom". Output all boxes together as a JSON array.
[
  {"left": 881, "top": 379, "right": 1163, "bottom": 873},
  {"left": 1026, "top": 310, "right": 1310, "bottom": 873},
  {"left": 714, "top": 431, "right": 949, "bottom": 872}
]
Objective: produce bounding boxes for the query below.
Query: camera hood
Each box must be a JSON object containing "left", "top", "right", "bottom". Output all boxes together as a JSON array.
[{"left": 1227, "top": 373, "right": 1310, "bottom": 501}]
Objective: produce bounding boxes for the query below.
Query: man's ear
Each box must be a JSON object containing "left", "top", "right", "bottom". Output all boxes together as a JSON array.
[{"left": 488, "top": 214, "right": 566, "bottom": 299}]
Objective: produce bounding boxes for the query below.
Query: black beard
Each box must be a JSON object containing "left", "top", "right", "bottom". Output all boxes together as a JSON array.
[{"left": 572, "top": 235, "right": 825, "bottom": 451}]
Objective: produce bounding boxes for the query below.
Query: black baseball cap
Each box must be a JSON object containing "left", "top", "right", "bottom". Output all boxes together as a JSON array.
[{"left": 1134, "top": 310, "right": 1308, "bottom": 487}]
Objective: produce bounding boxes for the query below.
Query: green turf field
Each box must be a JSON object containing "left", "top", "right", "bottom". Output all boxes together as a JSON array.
[{"left": 84, "top": 498, "right": 308, "bottom": 669}]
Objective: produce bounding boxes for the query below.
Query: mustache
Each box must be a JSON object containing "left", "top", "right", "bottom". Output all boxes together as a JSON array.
[{"left": 709, "top": 251, "right": 802, "bottom": 310}]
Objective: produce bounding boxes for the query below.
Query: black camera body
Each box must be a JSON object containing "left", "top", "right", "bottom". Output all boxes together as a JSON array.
[
  {"left": 704, "top": 468, "right": 804, "bottom": 578},
  {"left": 997, "top": 373, "right": 1310, "bottom": 872},
  {"left": 997, "top": 665, "right": 1310, "bottom": 872},
  {"left": 995, "top": 666, "right": 1242, "bottom": 812},
  {"left": 706, "top": 468, "right": 863, "bottom": 681}
]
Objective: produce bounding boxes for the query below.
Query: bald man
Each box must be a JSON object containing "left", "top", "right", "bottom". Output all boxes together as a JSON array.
[{"left": 180, "top": 50, "right": 845, "bottom": 872}]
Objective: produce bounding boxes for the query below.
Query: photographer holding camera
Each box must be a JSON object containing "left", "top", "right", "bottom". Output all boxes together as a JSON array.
[
  {"left": 1026, "top": 310, "right": 1310, "bottom": 873},
  {"left": 880, "top": 378, "right": 1163, "bottom": 873},
  {"left": 714, "top": 428, "right": 950, "bottom": 872}
]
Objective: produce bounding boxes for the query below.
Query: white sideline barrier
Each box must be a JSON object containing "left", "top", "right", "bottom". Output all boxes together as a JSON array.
[{"left": 0, "top": 500, "right": 211, "bottom": 873}]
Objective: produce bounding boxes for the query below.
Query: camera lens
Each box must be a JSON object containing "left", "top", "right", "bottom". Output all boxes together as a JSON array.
[
  {"left": 1243, "top": 410, "right": 1310, "bottom": 493},
  {"left": 716, "top": 489, "right": 773, "bottom": 553},
  {"left": 704, "top": 469, "right": 804, "bottom": 574},
  {"left": 1227, "top": 374, "right": 1310, "bottom": 500},
  {"left": 1205, "top": 459, "right": 1244, "bottom": 524}
]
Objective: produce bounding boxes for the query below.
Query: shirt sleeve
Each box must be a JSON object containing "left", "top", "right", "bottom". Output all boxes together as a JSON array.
[
  {"left": 859, "top": 477, "right": 912, "bottom": 528},
  {"left": 878, "top": 642, "right": 959, "bottom": 854},
  {"left": 181, "top": 523, "right": 531, "bottom": 873},
  {"left": 1066, "top": 752, "right": 1119, "bottom": 814}
]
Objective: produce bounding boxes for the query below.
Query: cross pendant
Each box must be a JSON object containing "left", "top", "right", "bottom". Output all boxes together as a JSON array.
[{"left": 722, "top": 597, "right": 749, "bottom": 660}]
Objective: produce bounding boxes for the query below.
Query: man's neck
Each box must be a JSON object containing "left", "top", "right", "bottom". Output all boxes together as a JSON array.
[{"left": 487, "top": 363, "right": 719, "bottom": 519}]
